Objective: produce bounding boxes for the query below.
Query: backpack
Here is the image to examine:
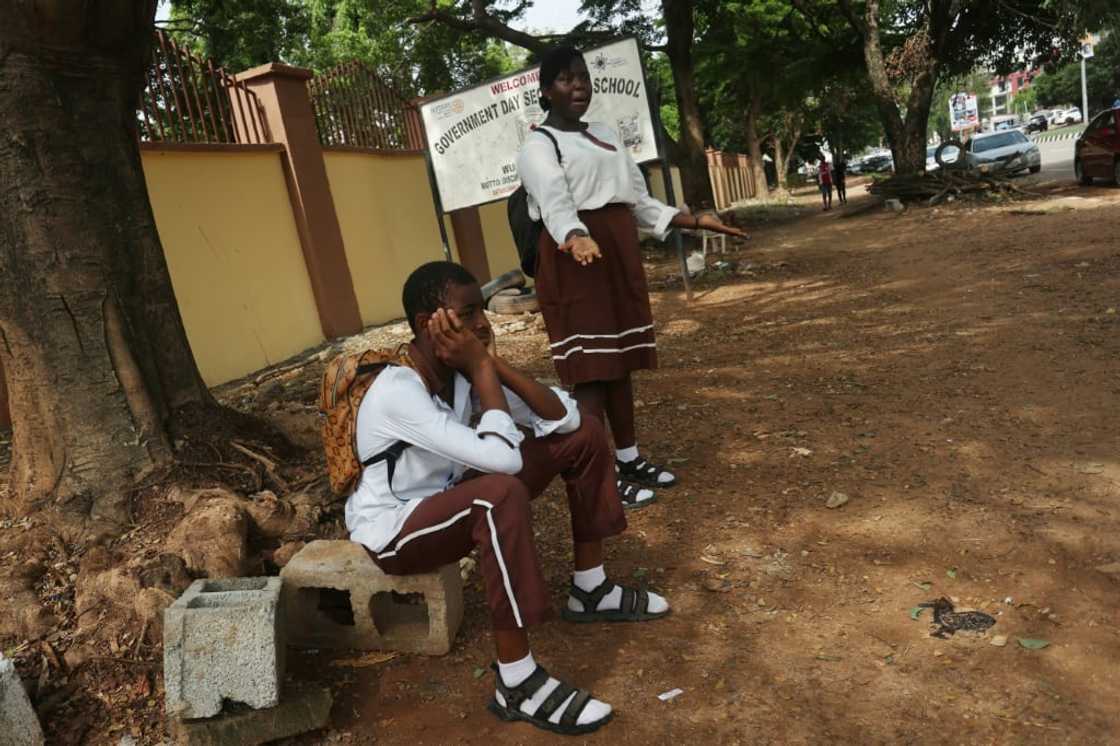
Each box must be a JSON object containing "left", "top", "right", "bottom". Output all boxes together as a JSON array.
[
  {"left": 507, "top": 127, "right": 562, "bottom": 278},
  {"left": 320, "top": 346, "right": 414, "bottom": 496}
]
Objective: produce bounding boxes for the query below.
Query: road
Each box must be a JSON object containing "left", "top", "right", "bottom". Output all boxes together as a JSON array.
[{"left": 1035, "top": 135, "right": 1076, "bottom": 180}]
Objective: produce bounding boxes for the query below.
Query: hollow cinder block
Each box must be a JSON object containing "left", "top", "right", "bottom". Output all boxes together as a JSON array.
[
  {"left": 279, "top": 540, "right": 462, "bottom": 656},
  {"left": 164, "top": 577, "right": 285, "bottom": 719},
  {"left": 0, "top": 653, "right": 45, "bottom": 746}
]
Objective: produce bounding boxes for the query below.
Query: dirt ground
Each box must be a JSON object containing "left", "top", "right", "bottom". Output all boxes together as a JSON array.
[{"left": 3, "top": 174, "right": 1120, "bottom": 744}]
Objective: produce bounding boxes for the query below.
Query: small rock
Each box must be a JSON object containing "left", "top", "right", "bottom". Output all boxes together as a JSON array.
[
  {"left": 885, "top": 199, "right": 904, "bottom": 212},
  {"left": 825, "top": 491, "right": 850, "bottom": 509},
  {"left": 990, "top": 635, "right": 1008, "bottom": 647}
]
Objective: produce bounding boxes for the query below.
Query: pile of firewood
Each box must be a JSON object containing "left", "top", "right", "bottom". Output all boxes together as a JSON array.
[{"left": 867, "top": 169, "right": 1036, "bottom": 206}]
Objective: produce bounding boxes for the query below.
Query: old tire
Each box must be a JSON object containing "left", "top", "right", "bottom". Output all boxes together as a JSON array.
[
  {"left": 488, "top": 289, "right": 539, "bottom": 314},
  {"left": 481, "top": 268, "right": 526, "bottom": 301},
  {"left": 936, "top": 139, "right": 966, "bottom": 170}
]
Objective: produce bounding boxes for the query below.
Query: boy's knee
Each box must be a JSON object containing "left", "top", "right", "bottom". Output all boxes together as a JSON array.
[{"left": 474, "top": 474, "right": 531, "bottom": 512}]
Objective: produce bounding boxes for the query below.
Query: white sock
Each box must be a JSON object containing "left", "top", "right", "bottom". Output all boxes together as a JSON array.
[
  {"left": 496, "top": 652, "right": 612, "bottom": 726},
  {"left": 568, "top": 566, "right": 669, "bottom": 615}
]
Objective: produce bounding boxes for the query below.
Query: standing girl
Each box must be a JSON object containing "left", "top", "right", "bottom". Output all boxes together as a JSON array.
[{"left": 516, "top": 46, "right": 746, "bottom": 507}]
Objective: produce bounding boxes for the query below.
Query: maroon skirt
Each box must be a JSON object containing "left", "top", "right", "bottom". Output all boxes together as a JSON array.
[{"left": 535, "top": 204, "right": 658, "bottom": 385}]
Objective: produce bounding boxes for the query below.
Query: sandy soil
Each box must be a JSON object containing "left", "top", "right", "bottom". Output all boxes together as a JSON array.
[{"left": 3, "top": 176, "right": 1119, "bottom": 744}]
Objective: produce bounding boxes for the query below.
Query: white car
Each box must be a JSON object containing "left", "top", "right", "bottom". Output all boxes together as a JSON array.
[
  {"left": 1058, "top": 107, "right": 1083, "bottom": 125},
  {"left": 966, "top": 130, "right": 1041, "bottom": 174}
]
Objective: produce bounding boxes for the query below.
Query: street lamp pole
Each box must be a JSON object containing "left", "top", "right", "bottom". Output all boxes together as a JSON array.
[{"left": 1081, "top": 55, "right": 1089, "bottom": 122}]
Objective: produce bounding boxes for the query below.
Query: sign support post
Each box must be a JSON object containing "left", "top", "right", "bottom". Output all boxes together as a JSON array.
[
  {"left": 418, "top": 120, "right": 453, "bottom": 261},
  {"left": 647, "top": 78, "right": 693, "bottom": 303}
]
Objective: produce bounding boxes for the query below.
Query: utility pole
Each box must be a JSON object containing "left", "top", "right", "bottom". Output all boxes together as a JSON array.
[{"left": 1081, "top": 40, "right": 1094, "bottom": 122}]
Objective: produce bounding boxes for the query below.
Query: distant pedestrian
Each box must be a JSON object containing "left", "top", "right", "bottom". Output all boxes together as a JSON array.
[
  {"left": 833, "top": 157, "right": 848, "bottom": 206},
  {"left": 817, "top": 159, "right": 833, "bottom": 211}
]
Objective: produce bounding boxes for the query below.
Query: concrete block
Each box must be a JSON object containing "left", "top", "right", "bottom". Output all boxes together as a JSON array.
[
  {"left": 280, "top": 540, "right": 462, "bottom": 656},
  {"left": 167, "top": 682, "right": 332, "bottom": 746},
  {"left": 0, "top": 653, "right": 44, "bottom": 746},
  {"left": 164, "top": 577, "right": 285, "bottom": 719}
]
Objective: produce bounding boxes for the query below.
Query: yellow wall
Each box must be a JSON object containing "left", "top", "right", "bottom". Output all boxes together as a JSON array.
[
  {"left": 478, "top": 201, "right": 526, "bottom": 282},
  {"left": 647, "top": 165, "right": 685, "bottom": 208},
  {"left": 325, "top": 151, "right": 459, "bottom": 326},
  {"left": 142, "top": 148, "right": 324, "bottom": 386}
]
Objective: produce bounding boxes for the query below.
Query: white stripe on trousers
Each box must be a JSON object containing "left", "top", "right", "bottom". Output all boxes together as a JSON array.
[
  {"left": 375, "top": 499, "right": 525, "bottom": 628},
  {"left": 552, "top": 341, "right": 657, "bottom": 361}
]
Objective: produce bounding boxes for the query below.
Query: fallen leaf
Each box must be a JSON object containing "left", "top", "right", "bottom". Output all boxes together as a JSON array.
[
  {"left": 946, "top": 568, "right": 957, "bottom": 579},
  {"left": 909, "top": 606, "right": 925, "bottom": 620},
  {"left": 791, "top": 447, "right": 813, "bottom": 457},
  {"left": 912, "top": 581, "right": 933, "bottom": 592},
  {"left": 1017, "top": 638, "right": 1050, "bottom": 650},
  {"left": 990, "top": 635, "right": 1008, "bottom": 647},
  {"left": 473, "top": 667, "right": 487, "bottom": 679}
]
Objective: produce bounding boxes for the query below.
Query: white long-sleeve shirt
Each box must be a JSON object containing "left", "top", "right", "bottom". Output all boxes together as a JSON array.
[
  {"left": 344, "top": 364, "right": 581, "bottom": 553},
  {"left": 516, "top": 121, "right": 680, "bottom": 245}
]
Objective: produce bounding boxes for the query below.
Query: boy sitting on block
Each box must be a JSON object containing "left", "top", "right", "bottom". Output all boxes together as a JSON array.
[{"left": 342, "top": 261, "right": 669, "bottom": 735}]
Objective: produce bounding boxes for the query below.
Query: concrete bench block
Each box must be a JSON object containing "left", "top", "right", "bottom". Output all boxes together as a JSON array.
[
  {"left": 167, "top": 682, "right": 331, "bottom": 746},
  {"left": 0, "top": 653, "right": 45, "bottom": 746},
  {"left": 164, "top": 577, "right": 285, "bottom": 719},
  {"left": 280, "top": 540, "right": 462, "bottom": 656}
]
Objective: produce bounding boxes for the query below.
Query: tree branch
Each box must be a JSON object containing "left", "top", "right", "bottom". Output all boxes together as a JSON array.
[{"left": 407, "top": 5, "right": 548, "bottom": 53}]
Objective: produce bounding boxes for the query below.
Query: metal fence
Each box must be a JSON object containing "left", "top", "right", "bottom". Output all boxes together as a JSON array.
[
  {"left": 139, "top": 31, "right": 269, "bottom": 145},
  {"left": 307, "top": 61, "right": 423, "bottom": 151}
]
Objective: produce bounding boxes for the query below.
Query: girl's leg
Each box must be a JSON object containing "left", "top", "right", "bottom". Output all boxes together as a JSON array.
[
  {"left": 572, "top": 381, "right": 608, "bottom": 423},
  {"left": 603, "top": 375, "right": 637, "bottom": 450}
]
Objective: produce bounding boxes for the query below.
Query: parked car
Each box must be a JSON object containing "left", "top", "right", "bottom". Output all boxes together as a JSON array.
[
  {"left": 861, "top": 153, "right": 894, "bottom": 173},
  {"left": 1058, "top": 107, "right": 1083, "bottom": 125},
  {"left": 1074, "top": 106, "right": 1120, "bottom": 185},
  {"left": 965, "top": 130, "right": 1041, "bottom": 174},
  {"left": 1026, "top": 113, "right": 1049, "bottom": 133}
]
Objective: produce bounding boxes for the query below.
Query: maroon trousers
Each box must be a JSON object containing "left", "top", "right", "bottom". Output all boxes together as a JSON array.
[{"left": 370, "top": 414, "right": 626, "bottom": 630}]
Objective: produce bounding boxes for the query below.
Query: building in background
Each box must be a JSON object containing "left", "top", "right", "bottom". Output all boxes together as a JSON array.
[{"left": 989, "top": 68, "right": 1042, "bottom": 117}]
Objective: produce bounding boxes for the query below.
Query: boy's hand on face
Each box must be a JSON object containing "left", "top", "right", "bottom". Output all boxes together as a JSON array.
[{"left": 428, "top": 308, "right": 491, "bottom": 375}]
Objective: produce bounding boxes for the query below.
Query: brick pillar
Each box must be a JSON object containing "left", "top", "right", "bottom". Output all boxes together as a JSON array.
[
  {"left": 449, "top": 208, "right": 491, "bottom": 284},
  {"left": 235, "top": 63, "right": 363, "bottom": 339}
]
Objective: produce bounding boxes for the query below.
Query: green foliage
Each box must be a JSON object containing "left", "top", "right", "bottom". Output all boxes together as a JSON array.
[
  {"left": 165, "top": 0, "right": 309, "bottom": 73},
  {"left": 166, "top": 0, "right": 523, "bottom": 95},
  {"left": 1033, "top": 30, "right": 1120, "bottom": 111}
]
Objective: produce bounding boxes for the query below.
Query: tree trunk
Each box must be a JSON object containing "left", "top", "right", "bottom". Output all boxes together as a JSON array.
[
  {"left": 852, "top": 0, "right": 934, "bottom": 176},
  {"left": 662, "top": 0, "right": 716, "bottom": 209},
  {"left": 743, "top": 89, "right": 770, "bottom": 198},
  {"left": 0, "top": 1, "right": 213, "bottom": 526}
]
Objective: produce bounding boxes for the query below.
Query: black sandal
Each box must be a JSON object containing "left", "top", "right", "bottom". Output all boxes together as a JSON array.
[
  {"left": 561, "top": 580, "right": 671, "bottom": 623},
  {"left": 488, "top": 663, "right": 612, "bottom": 735},
  {"left": 618, "top": 479, "right": 657, "bottom": 510},
  {"left": 617, "top": 457, "right": 677, "bottom": 488}
]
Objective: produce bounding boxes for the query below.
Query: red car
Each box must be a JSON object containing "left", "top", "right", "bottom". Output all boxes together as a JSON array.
[{"left": 1074, "top": 107, "right": 1120, "bottom": 185}]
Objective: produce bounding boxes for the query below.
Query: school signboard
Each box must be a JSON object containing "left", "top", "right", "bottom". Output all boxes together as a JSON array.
[
  {"left": 949, "top": 92, "right": 979, "bottom": 132},
  {"left": 418, "top": 37, "right": 658, "bottom": 213}
]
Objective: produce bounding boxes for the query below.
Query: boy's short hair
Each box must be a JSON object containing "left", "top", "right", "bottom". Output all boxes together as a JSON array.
[{"left": 402, "top": 261, "right": 478, "bottom": 332}]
